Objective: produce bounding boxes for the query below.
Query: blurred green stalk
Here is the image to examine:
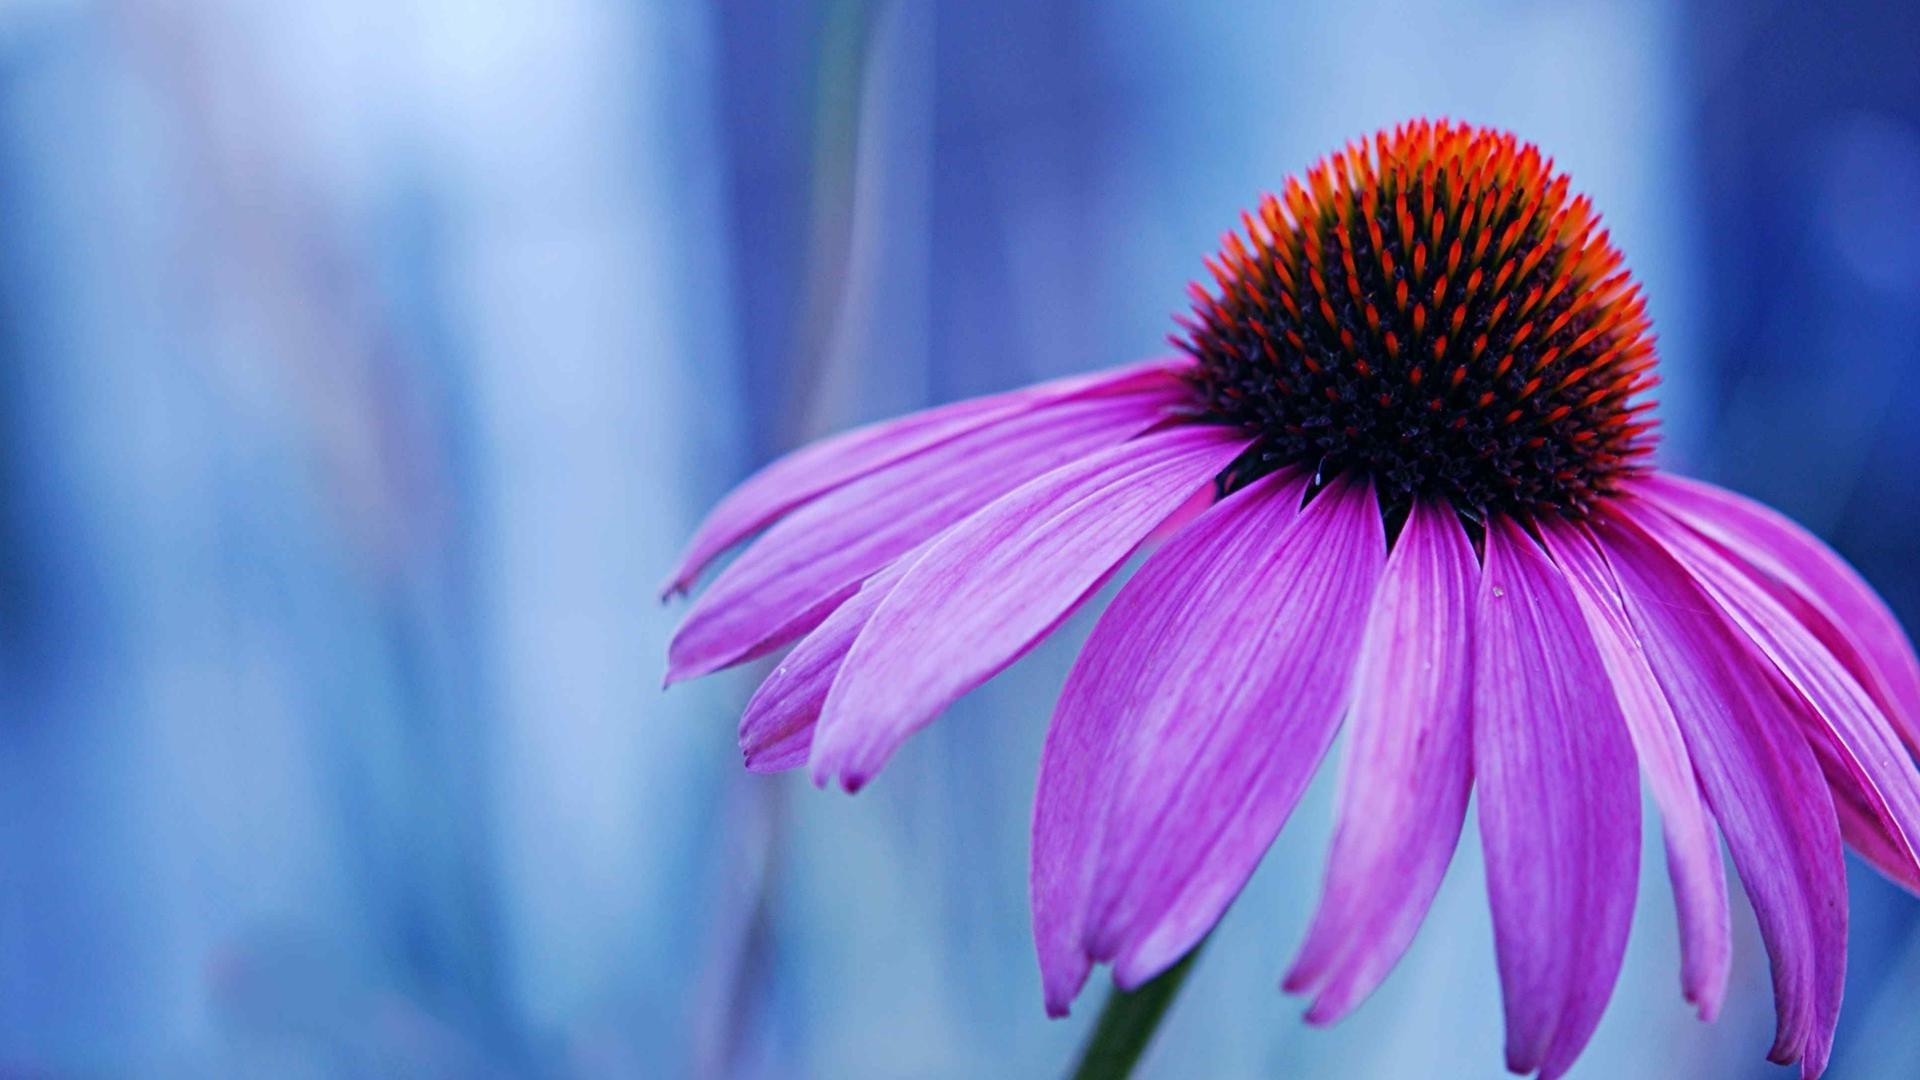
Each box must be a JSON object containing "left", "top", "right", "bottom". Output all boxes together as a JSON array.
[{"left": 1067, "top": 944, "right": 1203, "bottom": 1080}]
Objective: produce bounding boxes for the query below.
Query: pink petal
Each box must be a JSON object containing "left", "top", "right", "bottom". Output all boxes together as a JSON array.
[
  {"left": 1030, "top": 471, "right": 1384, "bottom": 1015},
  {"left": 741, "top": 725, "right": 809, "bottom": 775},
  {"left": 1639, "top": 477, "right": 1920, "bottom": 894},
  {"left": 1819, "top": 737, "right": 1920, "bottom": 892},
  {"left": 1640, "top": 473, "right": 1920, "bottom": 752},
  {"left": 1632, "top": 500, "right": 1920, "bottom": 892},
  {"left": 809, "top": 423, "right": 1254, "bottom": 789},
  {"left": 1541, "top": 520, "right": 1732, "bottom": 1021},
  {"left": 737, "top": 554, "right": 919, "bottom": 774},
  {"left": 1281, "top": 499, "right": 1475, "bottom": 1024},
  {"left": 1593, "top": 507, "right": 1844, "bottom": 1076},
  {"left": 665, "top": 382, "right": 1187, "bottom": 683},
  {"left": 662, "top": 357, "right": 1189, "bottom": 596},
  {"left": 1473, "top": 517, "right": 1640, "bottom": 1079}
]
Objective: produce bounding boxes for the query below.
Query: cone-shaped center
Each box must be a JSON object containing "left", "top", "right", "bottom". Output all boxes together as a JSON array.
[{"left": 1177, "top": 119, "right": 1659, "bottom": 519}]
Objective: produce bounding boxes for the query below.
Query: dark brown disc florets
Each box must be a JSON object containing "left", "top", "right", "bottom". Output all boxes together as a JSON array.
[{"left": 1176, "top": 119, "right": 1659, "bottom": 520}]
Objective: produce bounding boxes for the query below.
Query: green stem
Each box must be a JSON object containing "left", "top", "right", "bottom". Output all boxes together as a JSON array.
[{"left": 1067, "top": 945, "right": 1204, "bottom": 1080}]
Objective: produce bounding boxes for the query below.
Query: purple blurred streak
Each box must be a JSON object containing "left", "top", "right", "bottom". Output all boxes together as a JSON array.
[
  {"left": 694, "top": 1, "right": 916, "bottom": 1073},
  {"left": 110, "top": 0, "right": 449, "bottom": 574}
]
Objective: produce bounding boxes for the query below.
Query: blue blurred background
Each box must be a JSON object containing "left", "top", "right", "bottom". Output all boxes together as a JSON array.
[{"left": 3, "top": 1, "right": 1919, "bottom": 1076}]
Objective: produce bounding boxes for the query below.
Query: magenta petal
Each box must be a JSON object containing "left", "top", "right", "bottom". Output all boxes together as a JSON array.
[
  {"left": 1641, "top": 473, "right": 1920, "bottom": 752},
  {"left": 1542, "top": 520, "right": 1732, "bottom": 1021},
  {"left": 662, "top": 357, "right": 1188, "bottom": 596},
  {"left": 1474, "top": 518, "right": 1640, "bottom": 1079},
  {"left": 1030, "top": 471, "right": 1383, "bottom": 1015},
  {"left": 1639, "top": 478, "right": 1920, "bottom": 894},
  {"left": 808, "top": 423, "right": 1255, "bottom": 789},
  {"left": 741, "top": 725, "right": 809, "bottom": 775},
  {"left": 1282, "top": 499, "right": 1474, "bottom": 1024},
  {"left": 1821, "top": 745, "right": 1920, "bottom": 892},
  {"left": 1592, "top": 509, "right": 1844, "bottom": 1076},
  {"left": 737, "top": 553, "right": 919, "bottom": 774},
  {"left": 665, "top": 383, "right": 1187, "bottom": 683},
  {"left": 1632, "top": 500, "right": 1920, "bottom": 891}
]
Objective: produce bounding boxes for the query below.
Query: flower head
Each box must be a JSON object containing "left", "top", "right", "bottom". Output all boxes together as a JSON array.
[
  {"left": 1179, "top": 120, "right": 1655, "bottom": 517},
  {"left": 664, "top": 119, "right": 1920, "bottom": 1079}
]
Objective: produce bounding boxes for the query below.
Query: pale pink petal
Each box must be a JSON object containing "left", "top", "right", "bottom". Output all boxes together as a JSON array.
[
  {"left": 1541, "top": 520, "right": 1732, "bottom": 1021},
  {"left": 1474, "top": 517, "right": 1640, "bottom": 1078},
  {"left": 1632, "top": 500, "right": 1920, "bottom": 893},
  {"left": 1281, "top": 499, "right": 1475, "bottom": 1024},
  {"left": 1593, "top": 508, "right": 1845, "bottom": 1076},
  {"left": 1030, "top": 471, "right": 1383, "bottom": 1015},
  {"left": 662, "top": 357, "right": 1188, "bottom": 596},
  {"left": 809, "top": 423, "right": 1254, "bottom": 790},
  {"left": 665, "top": 383, "right": 1187, "bottom": 682},
  {"left": 1641, "top": 473, "right": 1920, "bottom": 752}
]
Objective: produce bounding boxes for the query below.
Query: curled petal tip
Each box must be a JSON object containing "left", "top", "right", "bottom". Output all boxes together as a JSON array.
[
  {"left": 660, "top": 655, "right": 697, "bottom": 688},
  {"left": 1037, "top": 955, "right": 1094, "bottom": 1021},
  {"left": 1503, "top": 1033, "right": 1550, "bottom": 1078},
  {"left": 1278, "top": 966, "right": 1313, "bottom": 996},
  {"left": 806, "top": 760, "right": 870, "bottom": 794},
  {"left": 656, "top": 564, "right": 694, "bottom": 601},
  {"left": 1767, "top": 1032, "right": 1800, "bottom": 1067},
  {"left": 1300, "top": 998, "right": 1344, "bottom": 1029}
]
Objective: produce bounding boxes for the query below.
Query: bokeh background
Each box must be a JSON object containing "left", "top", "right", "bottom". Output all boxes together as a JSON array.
[{"left": 4, "top": 0, "right": 1919, "bottom": 1076}]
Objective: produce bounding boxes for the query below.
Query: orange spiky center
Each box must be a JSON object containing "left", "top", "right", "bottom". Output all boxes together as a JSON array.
[{"left": 1176, "top": 119, "right": 1659, "bottom": 520}]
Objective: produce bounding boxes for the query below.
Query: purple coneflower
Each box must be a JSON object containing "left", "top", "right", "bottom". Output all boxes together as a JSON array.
[{"left": 664, "top": 119, "right": 1920, "bottom": 1078}]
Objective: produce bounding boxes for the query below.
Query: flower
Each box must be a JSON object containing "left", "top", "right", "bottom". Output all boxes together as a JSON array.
[{"left": 662, "top": 119, "right": 1920, "bottom": 1078}]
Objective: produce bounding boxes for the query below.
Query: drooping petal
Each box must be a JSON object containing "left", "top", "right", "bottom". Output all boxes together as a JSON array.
[
  {"left": 666, "top": 382, "right": 1187, "bottom": 682},
  {"left": 1030, "top": 471, "right": 1384, "bottom": 1015},
  {"left": 736, "top": 553, "right": 920, "bottom": 774},
  {"left": 1541, "top": 520, "right": 1732, "bottom": 1020},
  {"left": 1640, "top": 473, "right": 1920, "bottom": 751},
  {"left": 1820, "top": 743, "right": 1920, "bottom": 893},
  {"left": 809, "top": 423, "right": 1253, "bottom": 789},
  {"left": 1473, "top": 517, "right": 1640, "bottom": 1078},
  {"left": 662, "top": 357, "right": 1188, "bottom": 596},
  {"left": 1638, "top": 477, "right": 1920, "bottom": 893},
  {"left": 1631, "top": 500, "right": 1920, "bottom": 893},
  {"left": 1282, "top": 498, "right": 1475, "bottom": 1025},
  {"left": 739, "top": 710, "right": 811, "bottom": 775},
  {"left": 1592, "top": 509, "right": 1844, "bottom": 1076}
]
